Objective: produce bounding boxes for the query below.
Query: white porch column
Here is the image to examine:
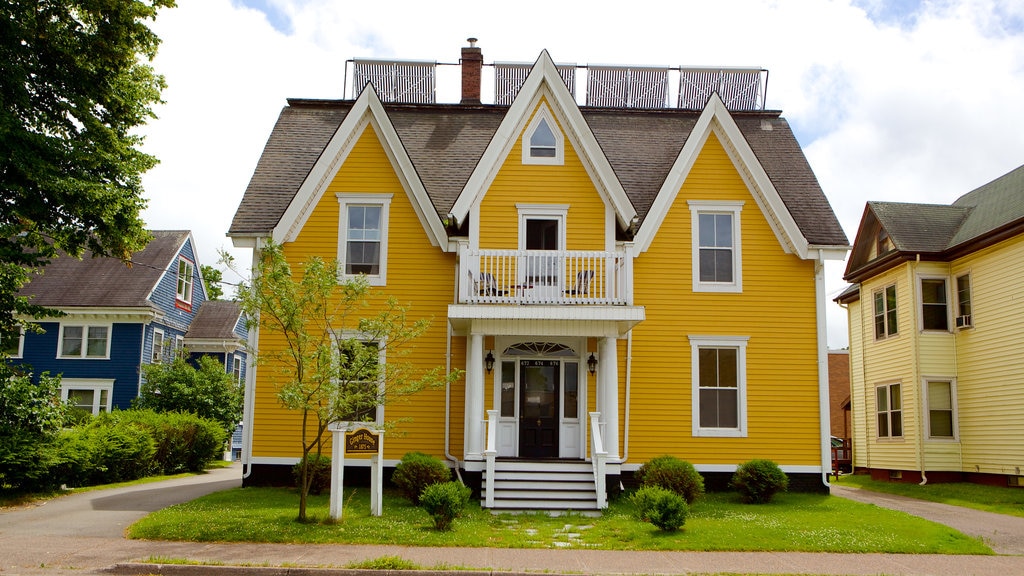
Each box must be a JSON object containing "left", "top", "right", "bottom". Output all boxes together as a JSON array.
[
  {"left": 465, "top": 333, "right": 485, "bottom": 460},
  {"left": 598, "top": 336, "right": 620, "bottom": 461}
]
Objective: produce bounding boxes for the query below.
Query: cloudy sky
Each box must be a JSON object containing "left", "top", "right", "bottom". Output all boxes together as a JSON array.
[{"left": 137, "top": 0, "right": 1024, "bottom": 348}]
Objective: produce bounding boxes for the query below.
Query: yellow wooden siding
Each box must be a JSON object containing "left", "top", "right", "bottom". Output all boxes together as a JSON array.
[
  {"left": 950, "top": 234, "right": 1024, "bottom": 473},
  {"left": 251, "top": 124, "right": 457, "bottom": 461},
  {"left": 852, "top": 265, "right": 919, "bottom": 469},
  {"left": 847, "top": 299, "right": 869, "bottom": 469},
  {"left": 627, "top": 132, "right": 822, "bottom": 467},
  {"left": 478, "top": 101, "right": 607, "bottom": 252}
]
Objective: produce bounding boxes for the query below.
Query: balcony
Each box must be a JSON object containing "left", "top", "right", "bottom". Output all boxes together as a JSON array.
[{"left": 458, "top": 248, "right": 631, "bottom": 306}]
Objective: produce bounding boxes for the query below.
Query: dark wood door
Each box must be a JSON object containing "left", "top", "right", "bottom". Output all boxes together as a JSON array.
[{"left": 519, "top": 359, "right": 559, "bottom": 458}]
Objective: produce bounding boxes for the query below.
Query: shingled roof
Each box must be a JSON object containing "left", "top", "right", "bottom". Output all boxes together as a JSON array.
[
  {"left": 229, "top": 99, "right": 848, "bottom": 247},
  {"left": 18, "top": 230, "right": 189, "bottom": 309},
  {"left": 186, "top": 300, "right": 244, "bottom": 340}
]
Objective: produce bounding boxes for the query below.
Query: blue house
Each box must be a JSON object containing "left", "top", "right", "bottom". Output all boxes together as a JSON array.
[{"left": 6, "top": 230, "right": 246, "bottom": 414}]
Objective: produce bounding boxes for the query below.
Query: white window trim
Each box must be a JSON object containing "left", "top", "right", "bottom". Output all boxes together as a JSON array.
[
  {"left": 3, "top": 326, "right": 24, "bottom": 359},
  {"left": 61, "top": 379, "right": 114, "bottom": 415},
  {"left": 689, "top": 200, "right": 743, "bottom": 293},
  {"left": 873, "top": 284, "right": 899, "bottom": 340},
  {"left": 922, "top": 377, "right": 958, "bottom": 441},
  {"left": 954, "top": 272, "right": 973, "bottom": 329},
  {"left": 175, "top": 335, "right": 185, "bottom": 358},
  {"left": 689, "top": 335, "right": 749, "bottom": 437},
  {"left": 331, "top": 331, "right": 387, "bottom": 426},
  {"left": 337, "top": 193, "right": 392, "bottom": 287},
  {"left": 152, "top": 329, "right": 164, "bottom": 363},
  {"left": 516, "top": 204, "right": 569, "bottom": 250},
  {"left": 232, "top": 355, "right": 243, "bottom": 383},
  {"left": 57, "top": 323, "right": 112, "bottom": 359},
  {"left": 917, "top": 274, "right": 951, "bottom": 332},
  {"left": 176, "top": 257, "right": 195, "bottom": 304},
  {"left": 521, "top": 103, "right": 564, "bottom": 166},
  {"left": 875, "top": 381, "right": 903, "bottom": 439}
]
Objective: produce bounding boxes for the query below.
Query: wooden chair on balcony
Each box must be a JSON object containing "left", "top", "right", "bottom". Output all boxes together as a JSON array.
[
  {"left": 470, "top": 270, "right": 507, "bottom": 296},
  {"left": 565, "top": 270, "right": 594, "bottom": 296}
]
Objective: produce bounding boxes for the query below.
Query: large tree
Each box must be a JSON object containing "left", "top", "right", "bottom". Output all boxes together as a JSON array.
[
  {"left": 0, "top": 0, "right": 175, "bottom": 363},
  {"left": 227, "top": 243, "right": 459, "bottom": 521}
]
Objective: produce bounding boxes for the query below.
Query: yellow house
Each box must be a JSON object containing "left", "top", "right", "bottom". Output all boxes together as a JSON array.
[
  {"left": 837, "top": 164, "right": 1024, "bottom": 486},
  {"left": 229, "top": 42, "right": 849, "bottom": 511}
]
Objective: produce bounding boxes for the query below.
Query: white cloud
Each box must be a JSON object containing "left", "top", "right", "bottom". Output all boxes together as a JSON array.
[{"left": 139, "top": 0, "right": 1024, "bottom": 347}]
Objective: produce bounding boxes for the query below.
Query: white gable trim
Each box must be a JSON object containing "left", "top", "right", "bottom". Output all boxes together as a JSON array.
[
  {"left": 272, "top": 86, "right": 447, "bottom": 248},
  {"left": 633, "top": 94, "right": 811, "bottom": 259},
  {"left": 449, "top": 50, "right": 636, "bottom": 230}
]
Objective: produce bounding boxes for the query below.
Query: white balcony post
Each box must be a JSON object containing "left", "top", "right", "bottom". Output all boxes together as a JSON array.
[
  {"left": 598, "top": 336, "right": 619, "bottom": 460},
  {"left": 465, "top": 333, "right": 485, "bottom": 459}
]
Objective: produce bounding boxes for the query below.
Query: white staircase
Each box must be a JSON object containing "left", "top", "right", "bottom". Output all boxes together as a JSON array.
[{"left": 483, "top": 460, "right": 601, "bottom": 513}]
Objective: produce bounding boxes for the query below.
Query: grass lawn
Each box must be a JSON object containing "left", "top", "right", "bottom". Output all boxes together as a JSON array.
[
  {"left": 835, "top": 473, "right": 1024, "bottom": 518},
  {"left": 129, "top": 486, "right": 990, "bottom": 554}
]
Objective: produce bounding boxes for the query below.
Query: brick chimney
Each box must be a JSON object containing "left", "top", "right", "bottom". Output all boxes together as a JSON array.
[{"left": 460, "top": 38, "right": 483, "bottom": 105}]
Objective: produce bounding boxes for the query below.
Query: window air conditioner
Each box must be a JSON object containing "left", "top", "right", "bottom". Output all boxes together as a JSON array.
[{"left": 955, "top": 314, "right": 973, "bottom": 328}]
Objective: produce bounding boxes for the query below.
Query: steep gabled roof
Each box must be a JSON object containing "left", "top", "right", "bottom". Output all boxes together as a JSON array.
[
  {"left": 18, "top": 230, "right": 190, "bottom": 309},
  {"left": 844, "top": 163, "right": 1024, "bottom": 282},
  {"left": 229, "top": 53, "right": 849, "bottom": 254},
  {"left": 186, "top": 300, "right": 244, "bottom": 340}
]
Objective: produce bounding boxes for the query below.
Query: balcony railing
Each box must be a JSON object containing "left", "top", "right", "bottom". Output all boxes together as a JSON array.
[{"left": 459, "top": 248, "right": 630, "bottom": 305}]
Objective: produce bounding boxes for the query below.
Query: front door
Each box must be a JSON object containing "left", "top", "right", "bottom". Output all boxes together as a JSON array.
[{"left": 518, "top": 359, "right": 559, "bottom": 458}]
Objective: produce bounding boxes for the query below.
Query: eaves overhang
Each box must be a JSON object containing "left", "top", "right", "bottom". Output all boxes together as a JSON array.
[{"left": 447, "top": 305, "right": 644, "bottom": 338}]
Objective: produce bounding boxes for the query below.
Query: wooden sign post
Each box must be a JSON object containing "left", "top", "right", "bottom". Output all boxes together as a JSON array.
[{"left": 328, "top": 422, "right": 384, "bottom": 520}]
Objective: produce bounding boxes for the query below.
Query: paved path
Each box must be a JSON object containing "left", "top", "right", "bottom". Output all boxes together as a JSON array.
[{"left": 1, "top": 468, "right": 1023, "bottom": 576}]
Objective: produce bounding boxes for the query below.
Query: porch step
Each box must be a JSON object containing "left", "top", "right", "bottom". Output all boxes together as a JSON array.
[{"left": 483, "top": 461, "right": 601, "bottom": 513}]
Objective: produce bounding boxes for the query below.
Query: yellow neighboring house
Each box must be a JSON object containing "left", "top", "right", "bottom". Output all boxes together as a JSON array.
[
  {"left": 837, "top": 164, "right": 1024, "bottom": 486},
  {"left": 228, "top": 42, "right": 849, "bottom": 511}
]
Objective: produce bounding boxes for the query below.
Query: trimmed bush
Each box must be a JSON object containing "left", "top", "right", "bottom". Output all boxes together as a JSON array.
[
  {"left": 53, "top": 422, "right": 156, "bottom": 486},
  {"left": 635, "top": 455, "right": 704, "bottom": 504},
  {"left": 419, "top": 480, "right": 471, "bottom": 531},
  {"left": 731, "top": 459, "right": 789, "bottom": 504},
  {"left": 98, "top": 410, "right": 225, "bottom": 473},
  {"left": 0, "top": 429, "right": 59, "bottom": 491},
  {"left": 293, "top": 453, "right": 332, "bottom": 495},
  {"left": 631, "top": 485, "right": 688, "bottom": 531},
  {"left": 391, "top": 451, "right": 451, "bottom": 505}
]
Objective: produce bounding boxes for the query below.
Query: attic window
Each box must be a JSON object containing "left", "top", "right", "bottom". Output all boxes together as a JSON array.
[{"left": 522, "top": 105, "right": 564, "bottom": 165}]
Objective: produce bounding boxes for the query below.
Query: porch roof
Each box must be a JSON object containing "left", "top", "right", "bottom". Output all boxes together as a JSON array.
[{"left": 447, "top": 304, "right": 644, "bottom": 337}]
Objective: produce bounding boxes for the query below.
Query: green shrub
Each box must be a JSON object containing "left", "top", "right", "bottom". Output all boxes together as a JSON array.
[
  {"left": 630, "top": 485, "right": 688, "bottom": 531},
  {"left": 293, "top": 453, "right": 332, "bottom": 495},
  {"left": 53, "top": 422, "right": 155, "bottom": 486},
  {"left": 101, "top": 410, "right": 226, "bottom": 473},
  {"left": 419, "top": 480, "right": 471, "bottom": 531},
  {"left": 391, "top": 451, "right": 451, "bottom": 505},
  {"left": 731, "top": 459, "right": 789, "bottom": 504},
  {"left": 0, "top": 429, "right": 60, "bottom": 491},
  {"left": 635, "top": 455, "right": 704, "bottom": 504}
]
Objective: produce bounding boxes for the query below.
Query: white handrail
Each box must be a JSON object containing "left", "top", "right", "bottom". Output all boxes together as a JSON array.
[
  {"left": 460, "top": 249, "right": 626, "bottom": 305},
  {"left": 484, "top": 409, "right": 498, "bottom": 508},
  {"left": 589, "top": 411, "right": 608, "bottom": 509}
]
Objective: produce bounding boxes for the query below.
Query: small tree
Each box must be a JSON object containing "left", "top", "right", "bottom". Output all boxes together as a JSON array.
[
  {"left": 0, "top": 372, "right": 68, "bottom": 490},
  {"left": 201, "top": 264, "right": 225, "bottom": 300},
  {"left": 136, "top": 355, "right": 242, "bottom": 434},
  {"left": 227, "top": 242, "right": 459, "bottom": 522}
]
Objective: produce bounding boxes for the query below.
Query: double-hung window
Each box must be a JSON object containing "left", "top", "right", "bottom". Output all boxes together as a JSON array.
[
  {"left": 61, "top": 379, "right": 113, "bottom": 415},
  {"left": 690, "top": 336, "right": 748, "bottom": 437},
  {"left": 1, "top": 326, "right": 23, "bottom": 358},
  {"left": 925, "top": 379, "right": 956, "bottom": 439},
  {"left": 689, "top": 201, "right": 743, "bottom": 293},
  {"left": 59, "top": 324, "right": 110, "bottom": 359},
  {"left": 176, "top": 257, "right": 195, "bottom": 305},
  {"left": 335, "top": 337, "right": 383, "bottom": 423},
  {"left": 920, "top": 277, "right": 949, "bottom": 331},
  {"left": 873, "top": 284, "right": 898, "bottom": 339},
  {"left": 875, "top": 382, "right": 902, "bottom": 438},
  {"left": 232, "top": 355, "right": 243, "bottom": 383},
  {"left": 955, "top": 273, "right": 972, "bottom": 328},
  {"left": 337, "top": 194, "right": 391, "bottom": 286},
  {"left": 152, "top": 329, "right": 165, "bottom": 363}
]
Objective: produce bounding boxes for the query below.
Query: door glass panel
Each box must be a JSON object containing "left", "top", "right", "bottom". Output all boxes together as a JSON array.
[
  {"left": 521, "top": 360, "right": 557, "bottom": 419},
  {"left": 563, "top": 362, "right": 578, "bottom": 419},
  {"left": 500, "top": 361, "right": 515, "bottom": 417}
]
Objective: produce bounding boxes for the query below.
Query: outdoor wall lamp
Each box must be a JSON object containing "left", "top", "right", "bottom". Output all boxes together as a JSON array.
[
  {"left": 485, "top": 351, "right": 495, "bottom": 373},
  {"left": 587, "top": 353, "right": 598, "bottom": 375}
]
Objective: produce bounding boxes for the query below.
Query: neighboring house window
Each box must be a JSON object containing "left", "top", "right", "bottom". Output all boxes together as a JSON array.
[
  {"left": 1, "top": 326, "right": 23, "bottom": 358},
  {"left": 522, "top": 104, "right": 564, "bottom": 165},
  {"left": 61, "top": 379, "right": 113, "bottom": 415},
  {"left": 176, "top": 257, "right": 195, "bottom": 304},
  {"left": 925, "top": 379, "right": 956, "bottom": 439},
  {"left": 59, "top": 324, "right": 110, "bottom": 359},
  {"left": 689, "top": 335, "right": 748, "bottom": 437},
  {"left": 337, "top": 194, "right": 392, "bottom": 286},
  {"left": 875, "top": 382, "right": 903, "bottom": 438},
  {"left": 335, "top": 337, "right": 382, "bottom": 423},
  {"left": 955, "top": 273, "right": 973, "bottom": 328},
  {"left": 689, "top": 201, "right": 743, "bottom": 293},
  {"left": 920, "top": 278, "right": 949, "bottom": 331},
  {"left": 232, "top": 355, "right": 242, "bottom": 383},
  {"left": 873, "top": 284, "right": 898, "bottom": 339},
  {"left": 152, "top": 329, "right": 164, "bottom": 363},
  {"left": 174, "top": 335, "right": 185, "bottom": 359}
]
